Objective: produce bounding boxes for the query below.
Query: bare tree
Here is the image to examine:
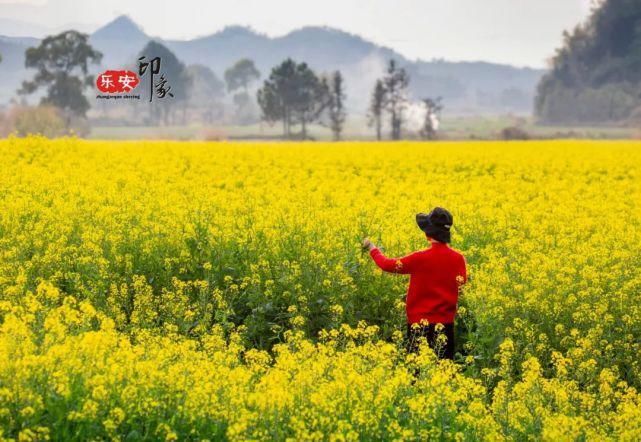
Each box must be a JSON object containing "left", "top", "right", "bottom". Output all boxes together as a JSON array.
[
  {"left": 19, "top": 31, "right": 102, "bottom": 123},
  {"left": 225, "top": 59, "right": 260, "bottom": 123},
  {"left": 224, "top": 58, "right": 260, "bottom": 95}
]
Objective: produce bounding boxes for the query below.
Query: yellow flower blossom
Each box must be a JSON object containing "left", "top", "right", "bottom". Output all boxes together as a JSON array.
[{"left": 0, "top": 137, "right": 639, "bottom": 440}]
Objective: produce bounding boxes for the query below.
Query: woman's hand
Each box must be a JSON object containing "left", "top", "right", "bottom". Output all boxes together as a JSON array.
[{"left": 361, "top": 237, "right": 376, "bottom": 251}]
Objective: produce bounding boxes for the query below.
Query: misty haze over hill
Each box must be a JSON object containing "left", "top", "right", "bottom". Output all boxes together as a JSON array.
[{"left": 0, "top": 15, "right": 543, "bottom": 115}]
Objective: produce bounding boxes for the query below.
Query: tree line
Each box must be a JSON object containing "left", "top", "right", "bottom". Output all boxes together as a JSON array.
[
  {"left": 257, "top": 58, "right": 442, "bottom": 140},
  {"left": 10, "top": 29, "right": 443, "bottom": 140},
  {"left": 257, "top": 59, "right": 346, "bottom": 140},
  {"left": 536, "top": 0, "right": 641, "bottom": 124}
]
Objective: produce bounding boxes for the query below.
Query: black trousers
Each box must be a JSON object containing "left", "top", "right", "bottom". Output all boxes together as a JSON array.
[{"left": 406, "top": 322, "right": 455, "bottom": 360}]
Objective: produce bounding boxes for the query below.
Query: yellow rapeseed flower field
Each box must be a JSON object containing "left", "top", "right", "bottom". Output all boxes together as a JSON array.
[{"left": 1, "top": 136, "right": 641, "bottom": 441}]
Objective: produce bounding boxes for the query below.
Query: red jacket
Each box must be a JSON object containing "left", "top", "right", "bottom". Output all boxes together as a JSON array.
[{"left": 369, "top": 242, "right": 467, "bottom": 324}]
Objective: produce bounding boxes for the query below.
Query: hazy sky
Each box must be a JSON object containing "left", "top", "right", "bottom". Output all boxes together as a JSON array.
[{"left": 0, "top": 0, "right": 594, "bottom": 67}]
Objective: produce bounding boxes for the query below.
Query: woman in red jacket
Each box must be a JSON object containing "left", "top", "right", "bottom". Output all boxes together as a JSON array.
[{"left": 362, "top": 207, "right": 467, "bottom": 360}]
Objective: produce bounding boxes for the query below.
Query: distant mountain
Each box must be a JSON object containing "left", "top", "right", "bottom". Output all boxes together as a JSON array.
[
  {"left": 89, "top": 15, "right": 149, "bottom": 68},
  {"left": 409, "top": 60, "right": 542, "bottom": 113},
  {"left": 0, "top": 14, "right": 545, "bottom": 114}
]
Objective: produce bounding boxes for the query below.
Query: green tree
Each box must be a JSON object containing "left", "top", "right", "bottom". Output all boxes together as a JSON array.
[
  {"left": 327, "top": 71, "right": 346, "bottom": 141},
  {"left": 368, "top": 79, "right": 386, "bottom": 141},
  {"left": 293, "top": 65, "right": 329, "bottom": 139},
  {"left": 225, "top": 59, "right": 261, "bottom": 124},
  {"left": 224, "top": 58, "right": 260, "bottom": 94},
  {"left": 136, "top": 41, "right": 190, "bottom": 126},
  {"left": 535, "top": 0, "right": 641, "bottom": 123},
  {"left": 186, "top": 64, "right": 225, "bottom": 124},
  {"left": 19, "top": 31, "right": 102, "bottom": 120},
  {"left": 257, "top": 78, "right": 284, "bottom": 133},
  {"left": 257, "top": 58, "right": 329, "bottom": 139}
]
